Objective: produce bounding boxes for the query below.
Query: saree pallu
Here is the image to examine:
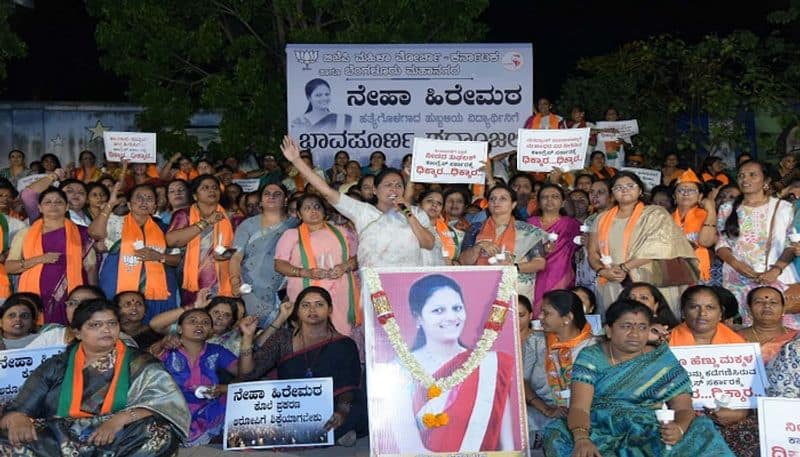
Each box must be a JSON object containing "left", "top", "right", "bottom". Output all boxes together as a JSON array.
[
  {"left": 0, "top": 345, "right": 189, "bottom": 456},
  {"left": 168, "top": 207, "right": 228, "bottom": 305},
  {"left": 544, "top": 344, "right": 734, "bottom": 456},
  {"left": 528, "top": 216, "right": 581, "bottom": 314}
]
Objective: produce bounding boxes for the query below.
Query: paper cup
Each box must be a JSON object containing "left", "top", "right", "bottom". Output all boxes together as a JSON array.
[
  {"left": 580, "top": 224, "right": 590, "bottom": 233},
  {"left": 195, "top": 386, "right": 212, "bottom": 399},
  {"left": 573, "top": 235, "right": 583, "bottom": 246},
  {"left": 214, "top": 245, "right": 227, "bottom": 255},
  {"left": 547, "top": 233, "right": 559, "bottom": 242},
  {"left": 601, "top": 255, "right": 613, "bottom": 266},
  {"left": 790, "top": 233, "right": 800, "bottom": 243},
  {"left": 239, "top": 284, "right": 253, "bottom": 295}
]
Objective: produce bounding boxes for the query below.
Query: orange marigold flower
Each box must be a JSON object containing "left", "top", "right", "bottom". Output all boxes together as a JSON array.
[
  {"left": 428, "top": 385, "right": 442, "bottom": 399},
  {"left": 422, "top": 413, "right": 437, "bottom": 428},
  {"left": 436, "top": 413, "right": 449, "bottom": 426}
]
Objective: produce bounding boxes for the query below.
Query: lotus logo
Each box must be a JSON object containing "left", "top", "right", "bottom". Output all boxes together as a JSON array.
[{"left": 295, "top": 50, "right": 318, "bottom": 70}]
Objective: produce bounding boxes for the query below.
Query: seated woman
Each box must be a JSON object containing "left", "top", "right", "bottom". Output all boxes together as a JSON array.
[
  {"left": 115, "top": 291, "right": 162, "bottom": 351},
  {"left": 0, "top": 299, "right": 189, "bottom": 456},
  {"left": 160, "top": 308, "right": 239, "bottom": 447},
  {"left": 767, "top": 334, "right": 800, "bottom": 398},
  {"left": 150, "top": 294, "right": 245, "bottom": 354},
  {"left": 238, "top": 286, "right": 366, "bottom": 447},
  {"left": 620, "top": 282, "right": 681, "bottom": 344},
  {"left": 518, "top": 295, "right": 550, "bottom": 449},
  {"left": 545, "top": 299, "right": 734, "bottom": 456},
  {"left": 0, "top": 294, "right": 39, "bottom": 349}
]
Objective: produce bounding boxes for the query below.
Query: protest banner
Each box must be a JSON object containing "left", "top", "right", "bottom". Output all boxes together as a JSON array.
[
  {"left": 595, "top": 119, "right": 639, "bottom": 140},
  {"left": 232, "top": 179, "right": 261, "bottom": 193},
  {"left": 621, "top": 167, "right": 662, "bottom": 191},
  {"left": 286, "top": 43, "right": 533, "bottom": 169},
  {"left": 102, "top": 131, "right": 157, "bottom": 163},
  {"left": 757, "top": 397, "right": 800, "bottom": 456},
  {"left": 15, "top": 173, "right": 47, "bottom": 191},
  {"left": 669, "top": 343, "right": 768, "bottom": 410},
  {"left": 0, "top": 346, "right": 65, "bottom": 410},
  {"left": 516, "top": 128, "right": 590, "bottom": 172},
  {"left": 410, "top": 137, "right": 487, "bottom": 184},
  {"left": 223, "top": 377, "right": 334, "bottom": 450},
  {"left": 363, "top": 266, "right": 528, "bottom": 456}
]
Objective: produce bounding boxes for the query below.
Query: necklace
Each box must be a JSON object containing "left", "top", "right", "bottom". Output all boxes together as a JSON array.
[
  {"left": 751, "top": 325, "right": 787, "bottom": 344},
  {"left": 608, "top": 342, "right": 642, "bottom": 366},
  {"left": 300, "top": 329, "right": 331, "bottom": 378}
]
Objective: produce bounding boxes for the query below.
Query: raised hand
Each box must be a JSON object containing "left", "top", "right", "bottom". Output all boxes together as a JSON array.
[{"left": 280, "top": 135, "right": 301, "bottom": 163}]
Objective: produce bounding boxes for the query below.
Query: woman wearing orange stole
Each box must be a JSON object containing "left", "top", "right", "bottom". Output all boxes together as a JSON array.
[
  {"left": 672, "top": 169, "right": 718, "bottom": 282},
  {"left": 166, "top": 175, "right": 234, "bottom": 305},
  {"left": 5, "top": 187, "right": 96, "bottom": 325}
]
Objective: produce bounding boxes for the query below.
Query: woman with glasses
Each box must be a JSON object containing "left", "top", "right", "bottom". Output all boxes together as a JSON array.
[
  {"left": 671, "top": 170, "right": 718, "bottom": 282},
  {"left": 588, "top": 171, "right": 697, "bottom": 316}
]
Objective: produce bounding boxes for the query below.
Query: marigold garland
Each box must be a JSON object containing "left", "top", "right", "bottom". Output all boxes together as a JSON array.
[{"left": 422, "top": 412, "right": 449, "bottom": 428}]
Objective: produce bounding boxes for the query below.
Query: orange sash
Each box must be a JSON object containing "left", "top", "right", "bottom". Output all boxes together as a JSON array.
[
  {"left": 596, "top": 202, "right": 645, "bottom": 284},
  {"left": 0, "top": 215, "right": 10, "bottom": 298},
  {"left": 117, "top": 214, "right": 170, "bottom": 300},
  {"left": 66, "top": 340, "right": 128, "bottom": 418},
  {"left": 475, "top": 217, "right": 516, "bottom": 265},
  {"left": 75, "top": 167, "right": 100, "bottom": 183},
  {"left": 435, "top": 217, "right": 458, "bottom": 260},
  {"left": 669, "top": 322, "right": 746, "bottom": 346},
  {"left": 471, "top": 183, "right": 485, "bottom": 203},
  {"left": 527, "top": 113, "right": 561, "bottom": 129},
  {"left": 701, "top": 172, "right": 729, "bottom": 186},
  {"left": 544, "top": 324, "right": 592, "bottom": 394},
  {"left": 183, "top": 205, "right": 233, "bottom": 295},
  {"left": 19, "top": 219, "right": 84, "bottom": 295},
  {"left": 590, "top": 165, "right": 617, "bottom": 179},
  {"left": 672, "top": 207, "right": 711, "bottom": 281},
  {"left": 175, "top": 169, "right": 199, "bottom": 181}
]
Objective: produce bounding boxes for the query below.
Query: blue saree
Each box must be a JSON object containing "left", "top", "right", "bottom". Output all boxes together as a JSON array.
[{"left": 544, "top": 343, "right": 734, "bottom": 456}]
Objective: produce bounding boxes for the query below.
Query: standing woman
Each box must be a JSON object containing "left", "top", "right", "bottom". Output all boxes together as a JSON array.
[
  {"left": 442, "top": 186, "right": 472, "bottom": 233},
  {"left": 528, "top": 184, "right": 581, "bottom": 312},
  {"left": 586, "top": 151, "right": 616, "bottom": 180},
  {"left": 661, "top": 152, "right": 684, "bottom": 186},
  {"left": 327, "top": 150, "right": 350, "bottom": 186},
  {"left": 362, "top": 150, "right": 387, "bottom": 176},
  {"left": 5, "top": 187, "right": 96, "bottom": 324},
  {"left": 672, "top": 170, "right": 718, "bottom": 282},
  {"left": 0, "top": 149, "right": 31, "bottom": 186},
  {"left": 75, "top": 150, "right": 102, "bottom": 184},
  {"left": 700, "top": 156, "right": 729, "bottom": 186},
  {"left": 167, "top": 175, "right": 235, "bottom": 305},
  {"left": 716, "top": 160, "right": 798, "bottom": 326},
  {"left": 89, "top": 183, "right": 180, "bottom": 321},
  {"left": 418, "top": 189, "right": 464, "bottom": 264},
  {"left": 281, "top": 136, "right": 436, "bottom": 267},
  {"left": 229, "top": 183, "right": 297, "bottom": 322},
  {"left": 574, "top": 180, "right": 613, "bottom": 293}
]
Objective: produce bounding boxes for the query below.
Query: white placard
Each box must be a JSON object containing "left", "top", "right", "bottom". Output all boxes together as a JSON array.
[
  {"left": 516, "top": 128, "right": 590, "bottom": 172},
  {"left": 102, "top": 131, "right": 157, "bottom": 163},
  {"left": 223, "top": 377, "right": 334, "bottom": 450},
  {"left": 15, "top": 173, "right": 47, "bottom": 191},
  {"left": 621, "top": 167, "right": 662, "bottom": 191},
  {"left": 595, "top": 119, "right": 639, "bottom": 140},
  {"left": 410, "top": 137, "right": 487, "bottom": 184},
  {"left": 758, "top": 397, "right": 800, "bottom": 456},
  {"left": 670, "top": 343, "right": 768, "bottom": 410},
  {"left": 585, "top": 314, "right": 604, "bottom": 335},
  {"left": 0, "top": 346, "right": 65, "bottom": 409},
  {"left": 232, "top": 179, "right": 261, "bottom": 193}
]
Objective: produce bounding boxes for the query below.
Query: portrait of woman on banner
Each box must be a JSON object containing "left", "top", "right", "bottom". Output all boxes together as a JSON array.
[{"left": 290, "top": 78, "right": 352, "bottom": 133}]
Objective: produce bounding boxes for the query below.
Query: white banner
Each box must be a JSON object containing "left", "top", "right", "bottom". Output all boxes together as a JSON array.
[
  {"left": 670, "top": 343, "right": 768, "bottom": 410},
  {"left": 286, "top": 44, "right": 533, "bottom": 169},
  {"left": 0, "top": 346, "right": 65, "bottom": 409},
  {"left": 15, "top": 173, "right": 47, "bottom": 191},
  {"left": 223, "top": 378, "right": 334, "bottom": 450},
  {"left": 410, "top": 138, "right": 486, "bottom": 184},
  {"left": 621, "top": 167, "right": 662, "bottom": 191},
  {"left": 232, "top": 179, "right": 261, "bottom": 193},
  {"left": 758, "top": 397, "right": 800, "bottom": 456},
  {"left": 595, "top": 119, "right": 639, "bottom": 140},
  {"left": 516, "top": 128, "right": 590, "bottom": 172},
  {"left": 102, "top": 131, "right": 157, "bottom": 163}
]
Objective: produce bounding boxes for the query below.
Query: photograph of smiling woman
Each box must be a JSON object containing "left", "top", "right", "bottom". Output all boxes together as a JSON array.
[{"left": 290, "top": 78, "right": 352, "bottom": 133}]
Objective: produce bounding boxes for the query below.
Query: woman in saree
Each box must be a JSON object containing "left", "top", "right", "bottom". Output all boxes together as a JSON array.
[
  {"left": 661, "top": 152, "right": 685, "bottom": 186},
  {"left": 418, "top": 189, "right": 463, "bottom": 265},
  {"left": 5, "top": 187, "right": 96, "bottom": 325},
  {"left": 586, "top": 151, "right": 617, "bottom": 180},
  {"left": 442, "top": 186, "right": 472, "bottom": 233},
  {"left": 115, "top": 291, "right": 162, "bottom": 351},
  {"left": 544, "top": 299, "right": 734, "bottom": 457},
  {"left": 717, "top": 160, "right": 798, "bottom": 327},
  {"left": 588, "top": 171, "right": 697, "bottom": 317},
  {"left": 0, "top": 149, "right": 31, "bottom": 187},
  {"left": 518, "top": 295, "right": 552, "bottom": 449},
  {"left": 460, "top": 184, "right": 548, "bottom": 300},
  {"left": 700, "top": 156, "right": 730, "bottom": 186},
  {"left": 274, "top": 193, "right": 360, "bottom": 339},
  {"left": 281, "top": 135, "right": 437, "bottom": 267},
  {"left": 238, "top": 286, "right": 366, "bottom": 447},
  {"left": 528, "top": 184, "right": 581, "bottom": 311},
  {"left": 150, "top": 294, "right": 245, "bottom": 355},
  {"left": 75, "top": 150, "right": 102, "bottom": 184},
  {"left": 167, "top": 174, "right": 235, "bottom": 305},
  {"left": 0, "top": 299, "right": 189, "bottom": 456},
  {"left": 90, "top": 183, "right": 180, "bottom": 321},
  {"left": 0, "top": 294, "right": 38, "bottom": 349},
  {"left": 574, "top": 179, "right": 613, "bottom": 296},
  {"left": 229, "top": 182, "right": 297, "bottom": 322},
  {"left": 672, "top": 169, "right": 718, "bottom": 282}
]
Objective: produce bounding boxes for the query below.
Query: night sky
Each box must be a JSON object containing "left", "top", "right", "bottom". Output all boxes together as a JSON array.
[{"left": 0, "top": 0, "right": 783, "bottom": 105}]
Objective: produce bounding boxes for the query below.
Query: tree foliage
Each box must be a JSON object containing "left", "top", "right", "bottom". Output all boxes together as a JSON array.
[
  {"left": 558, "top": 30, "right": 800, "bottom": 164},
  {"left": 0, "top": 3, "right": 26, "bottom": 83},
  {"left": 86, "top": 0, "right": 489, "bottom": 157}
]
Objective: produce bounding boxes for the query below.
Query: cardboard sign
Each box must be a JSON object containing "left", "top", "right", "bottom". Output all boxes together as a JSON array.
[
  {"left": 223, "top": 377, "right": 334, "bottom": 450},
  {"left": 410, "top": 138, "right": 487, "bottom": 184},
  {"left": 670, "top": 343, "right": 768, "bottom": 410},
  {"left": 232, "top": 179, "right": 261, "bottom": 193},
  {"left": 0, "top": 346, "right": 65, "bottom": 410},
  {"left": 15, "top": 173, "right": 47, "bottom": 191},
  {"left": 102, "top": 131, "right": 157, "bottom": 163},
  {"left": 517, "top": 128, "right": 590, "bottom": 172},
  {"left": 758, "top": 397, "right": 800, "bottom": 456},
  {"left": 621, "top": 167, "right": 662, "bottom": 191}
]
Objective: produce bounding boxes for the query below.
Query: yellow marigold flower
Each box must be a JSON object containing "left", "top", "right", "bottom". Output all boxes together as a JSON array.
[
  {"left": 428, "top": 385, "right": 442, "bottom": 399},
  {"left": 422, "top": 413, "right": 437, "bottom": 428},
  {"left": 436, "top": 413, "right": 449, "bottom": 426}
]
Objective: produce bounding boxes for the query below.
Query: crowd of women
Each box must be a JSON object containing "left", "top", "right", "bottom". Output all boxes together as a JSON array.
[{"left": 0, "top": 138, "right": 798, "bottom": 456}]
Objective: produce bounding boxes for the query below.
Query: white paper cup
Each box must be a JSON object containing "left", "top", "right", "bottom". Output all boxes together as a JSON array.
[
  {"left": 601, "top": 255, "right": 613, "bottom": 266},
  {"left": 548, "top": 233, "right": 559, "bottom": 242},
  {"left": 790, "top": 233, "right": 800, "bottom": 243},
  {"left": 214, "top": 245, "right": 227, "bottom": 255},
  {"left": 580, "top": 224, "right": 590, "bottom": 233},
  {"left": 573, "top": 235, "right": 583, "bottom": 246},
  {"left": 239, "top": 283, "right": 253, "bottom": 295},
  {"left": 195, "top": 386, "right": 212, "bottom": 399}
]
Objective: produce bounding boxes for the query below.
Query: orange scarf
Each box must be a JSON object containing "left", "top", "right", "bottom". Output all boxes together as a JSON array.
[
  {"left": 596, "top": 202, "right": 645, "bottom": 284},
  {"left": 672, "top": 207, "right": 710, "bottom": 280},
  {"left": 0, "top": 214, "right": 10, "bottom": 298},
  {"left": 528, "top": 113, "right": 560, "bottom": 129},
  {"left": 471, "top": 183, "right": 485, "bottom": 202},
  {"left": 544, "top": 324, "right": 592, "bottom": 396},
  {"left": 75, "top": 167, "right": 100, "bottom": 183},
  {"left": 19, "top": 219, "right": 84, "bottom": 295},
  {"left": 435, "top": 217, "right": 458, "bottom": 260},
  {"left": 590, "top": 165, "right": 617, "bottom": 180},
  {"left": 183, "top": 205, "right": 233, "bottom": 295},
  {"left": 669, "top": 322, "right": 746, "bottom": 346},
  {"left": 117, "top": 214, "right": 170, "bottom": 300},
  {"left": 62, "top": 340, "right": 129, "bottom": 418},
  {"left": 701, "top": 172, "right": 729, "bottom": 186},
  {"left": 175, "top": 169, "right": 199, "bottom": 181},
  {"left": 475, "top": 217, "right": 516, "bottom": 265}
]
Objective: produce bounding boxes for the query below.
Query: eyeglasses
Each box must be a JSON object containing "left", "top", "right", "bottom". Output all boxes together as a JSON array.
[
  {"left": 611, "top": 183, "right": 638, "bottom": 193},
  {"left": 675, "top": 188, "right": 699, "bottom": 196}
]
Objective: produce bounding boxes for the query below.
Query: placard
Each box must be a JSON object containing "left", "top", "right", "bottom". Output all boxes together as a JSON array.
[
  {"left": 0, "top": 346, "right": 65, "bottom": 410},
  {"left": 758, "top": 397, "right": 800, "bottom": 456},
  {"left": 102, "top": 131, "right": 157, "bottom": 163},
  {"left": 595, "top": 119, "right": 639, "bottom": 140},
  {"left": 223, "top": 377, "right": 334, "bottom": 450},
  {"left": 669, "top": 343, "right": 768, "bottom": 410},
  {"left": 516, "top": 128, "right": 590, "bottom": 172},
  {"left": 232, "top": 179, "right": 261, "bottom": 193},
  {"left": 585, "top": 314, "right": 603, "bottom": 336},
  {"left": 410, "top": 138, "right": 487, "bottom": 184},
  {"left": 15, "top": 173, "right": 47, "bottom": 191},
  {"left": 621, "top": 167, "right": 662, "bottom": 191}
]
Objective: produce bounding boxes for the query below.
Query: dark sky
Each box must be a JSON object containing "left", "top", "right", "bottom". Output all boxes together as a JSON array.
[{"left": 0, "top": 0, "right": 784, "bottom": 103}]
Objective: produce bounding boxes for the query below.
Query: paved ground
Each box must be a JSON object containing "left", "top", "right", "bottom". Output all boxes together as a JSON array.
[{"left": 178, "top": 440, "right": 545, "bottom": 456}]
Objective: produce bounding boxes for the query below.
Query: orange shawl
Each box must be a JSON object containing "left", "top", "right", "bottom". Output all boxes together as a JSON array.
[
  {"left": 672, "top": 207, "right": 710, "bottom": 281},
  {"left": 475, "top": 217, "right": 516, "bottom": 265},
  {"left": 590, "top": 165, "right": 617, "bottom": 180},
  {"left": 544, "top": 324, "right": 593, "bottom": 394},
  {"left": 175, "top": 169, "right": 199, "bottom": 181},
  {"left": 669, "top": 322, "right": 746, "bottom": 346},
  {"left": 435, "top": 217, "right": 458, "bottom": 260},
  {"left": 701, "top": 172, "right": 729, "bottom": 186},
  {"left": 0, "top": 215, "right": 10, "bottom": 298},
  {"left": 183, "top": 205, "right": 233, "bottom": 295},
  {"left": 75, "top": 167, "right": 101, "bottom": 183},
  {"left": 596, "top": 202, "right": 645, "bottom": 283},
  {"left": 19, "top": 219, "right": 84, "bottom": 295},
  {"left": 117, "top": 214, "right": 170, "bottom": 300},
  {"left": 527, "top": 113, "right": 561, "bottom": 129}
]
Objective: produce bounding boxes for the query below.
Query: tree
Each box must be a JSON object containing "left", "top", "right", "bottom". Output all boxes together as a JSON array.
[
  {"left": 86, "top": 0, "right": 489, "bottom": 157},
  {"left": 0, "top": 2, "right": 26, "bottom": 83}
]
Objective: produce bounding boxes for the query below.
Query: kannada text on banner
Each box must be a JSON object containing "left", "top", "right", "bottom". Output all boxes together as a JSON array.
[
  {"left": 621, "top": 167, "right": 661, "bottom": 191},
  {"left": 102, "top": 131, "right": 157, "bottom": 163},
  {"left": 757, "top": 397, "right": 800, "bottom": 456},
  {"left": 516, "top": 128, "right": 590, "bottom": 172},
  {"left": 0, "top": 346, "right": 65, "bottom": 410},
  {"left": 410, "top": 138, "right": 487, "bottom": 184},
  {"left": 286, "top": 44, "right": 533, "bottom": 169},
  {"left": 223, "top": 377, "right": 334, "bottom": 450}
]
